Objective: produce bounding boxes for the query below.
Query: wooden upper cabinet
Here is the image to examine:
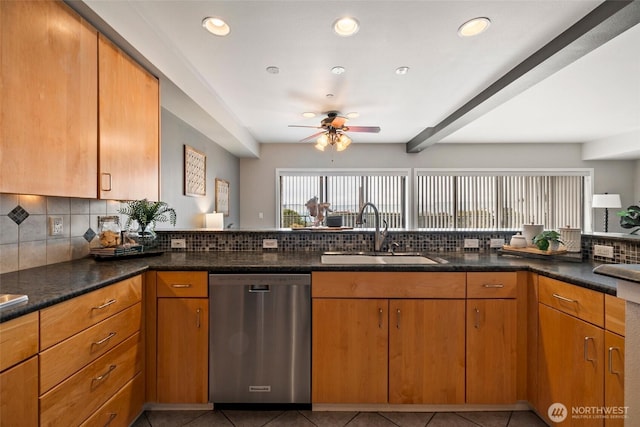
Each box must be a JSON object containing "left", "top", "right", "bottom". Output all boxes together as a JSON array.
[
  {"left": 98, "top": 34, "right": 159, "bottom": 201},
  {"left": 0, "top": 0, "right": 98, "bottom": 197}
]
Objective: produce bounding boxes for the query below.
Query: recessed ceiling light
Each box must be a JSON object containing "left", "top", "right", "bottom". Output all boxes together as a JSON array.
[
  {"left": 333, "top": 17, "right": 360, "bottom": 37},
  {"left": 458, "top": 17, "right": 491, "bottom": 37},
  {"left": 202, "top": 16, "right": 230, "bottom": 37},
  {"left": 346, "top": 112, "right": 359, "bottom": 119},
  {"left": 331, "top": 66, "right": 346, "bottom": 75},
  {"left": 302, "top": 112, "right": 316, "bottom": 118},
  {"left": 326, "top": 94, "right": 334, "bottom": 98},
  {"left": 265, "top": 66, "right": 280, "bottom": 74},
  {"left": 395, "top": 66, "right": 410, "bottom": 75}
]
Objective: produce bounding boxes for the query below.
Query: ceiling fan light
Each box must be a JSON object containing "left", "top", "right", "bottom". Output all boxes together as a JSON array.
[
  {"left": 317, "top": 134, "right": 329, "bottom": 147},
  {"left": 202, "top": 16, "right": 230, "bottom": 36},
  {"left": 315, "top": 142, "right": 326, "bottom": 151},
  {"left": 458, "top": 17, "right": 491, "bottom": 37},
  {"left": 333, "top": 17, "right": 360, "bottom": 37}
]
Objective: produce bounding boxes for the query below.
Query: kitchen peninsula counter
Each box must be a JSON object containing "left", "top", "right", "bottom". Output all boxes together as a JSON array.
[{"left": 0, "top": 251, "right": 621, "bottom": 323}]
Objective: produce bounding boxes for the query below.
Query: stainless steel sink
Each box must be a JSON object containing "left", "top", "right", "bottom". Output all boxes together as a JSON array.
[{"left": 321, "top": 252, "right": 444, "bottom": 265}]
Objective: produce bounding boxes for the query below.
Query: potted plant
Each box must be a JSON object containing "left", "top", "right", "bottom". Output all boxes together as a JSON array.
[
  {"left": 119, "top": 199, "right": 177, "bottom": 247},
  {"left": 618, "top": 203, "right": 640, "bottom": 234},
  {"left": 532, "top": 230, "right": 563, "bottom": 251}
]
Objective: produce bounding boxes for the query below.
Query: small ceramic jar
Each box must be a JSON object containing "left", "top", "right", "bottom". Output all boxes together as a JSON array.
[{"left": 510, "top": 233, "right": 528, "bottom": 248}]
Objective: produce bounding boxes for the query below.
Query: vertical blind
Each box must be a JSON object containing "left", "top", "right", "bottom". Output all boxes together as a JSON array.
[
  {"left": 278, "top": 169, "right": 588, "bottom": 229},
  {"left": 416, "top": 172, "right": 585, "bottom": 229}
]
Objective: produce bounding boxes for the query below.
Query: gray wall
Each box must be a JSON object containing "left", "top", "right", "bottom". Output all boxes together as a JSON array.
[
  {"left": 239, "top": 142, "right": 638, "bottom": 231},
  {"left": 160, "top": 109, "right": 240, "bottom": 229}
]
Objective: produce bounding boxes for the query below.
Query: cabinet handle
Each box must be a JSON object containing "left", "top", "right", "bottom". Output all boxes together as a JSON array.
[
  {"left": 100, "top": 173, "right": 112, "bottom": 191},
  {"left": 92, "top": 365, "right": 116, "bottom": 384},
  {"left": 584, "top": 337, "right": 595, "bottom": 362},
  {"left": 93, "top": 332, "right": 117, "bottom": 346},
  {"left": 105, "top": 413, "right": 117, "bottom": 426},
  {"left": 483, "top": 283, "right": 504, "bottom": 288},
  {"left": 396, "top": 308, "right": 401, "bottom": 329},
  {"left": 92, "top": 299, "right": 117, "bottom": 310},
  {"left": 608, "top": 346, "right": 621, "bottom": 375},
  {"left": 378, "top": 308, "right": 383, "bottom": 329},
  {"left": 196, "top": 308, "right": 201, "bottom": 328},
  {"left": 171, "top": 283, "right": 192, "bottom": 288},
  {"left": 474, "top": 307, "right": 480, "bottom": 329},
  {"left": 552, "top": 293, "right": 577, "bottom": 304}
]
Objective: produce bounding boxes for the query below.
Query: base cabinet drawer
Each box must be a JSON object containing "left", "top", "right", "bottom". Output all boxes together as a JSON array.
[
  {"left": 39, "top": 333, "right": 142, "bottom": 427},
  {"left": 80, "top": 372, "right": 145, "bottom": 427}
]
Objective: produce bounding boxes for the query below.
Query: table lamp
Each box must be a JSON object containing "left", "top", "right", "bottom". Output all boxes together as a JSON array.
[{"left": 592, "top": 193, "right": 621, "bottom": 232}]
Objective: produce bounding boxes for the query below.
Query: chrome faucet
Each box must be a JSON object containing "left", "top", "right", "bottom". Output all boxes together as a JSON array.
[{"left": 356, "top": 202, "right": 388, "bottom": 252}]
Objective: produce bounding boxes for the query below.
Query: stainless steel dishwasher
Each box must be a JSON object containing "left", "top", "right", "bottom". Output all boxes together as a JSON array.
[{"left": 209, "top": 273, "right": 311, "bottom": 406}]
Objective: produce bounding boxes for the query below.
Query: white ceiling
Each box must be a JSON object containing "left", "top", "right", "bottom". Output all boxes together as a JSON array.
[{"left": 77, "top": 0, "right": 640, "bottom": 159}]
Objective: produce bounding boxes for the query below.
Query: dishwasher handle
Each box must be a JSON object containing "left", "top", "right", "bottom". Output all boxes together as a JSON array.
[{"left": 248, "top": 284, "right": 271, "bottom": 293}]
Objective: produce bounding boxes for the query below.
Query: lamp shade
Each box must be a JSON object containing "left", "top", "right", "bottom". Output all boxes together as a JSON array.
[
  {"left": 205, "top": 212, "right": 224, "bottom": 229},
  {"left": 592, "top": 194, "right": 621, "bottom": 209}
]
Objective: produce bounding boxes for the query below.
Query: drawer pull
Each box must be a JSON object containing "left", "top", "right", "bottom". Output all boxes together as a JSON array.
[
  {"left": 552, "top": 293, "right": 577, "bottom": 304},
  {"left": 93, "top": 299, "right": 117, "bottom": 310},
  {"left": 474, "top": 307, "right": 480, "bottom": 329},
  {"left": 396, "top": 308, "right": 401, "bottom": 329},
  {"left": 196, "top": 308, "right": 201, "bottom": 328},
  {"left": 93, "top": 364, "right": 116, "bottom": 383},
  {"left": 171, "top": 284, "right": 192, "bottom": 288},
  {"left": 105, "top": 413, "right": 117, "bottom": 426},
  {"left": 93, "top": 332, "right": 117, "bottom": 346},
  {"left": 608, "top": 346, "right": 621, "bottom": 375},
  {"left": 584, "top": 337, "right": 595, "bottom": 362},
  {"left": 378, "top": 308, "right": 383, "bottom": 329},
  {"left": 100, "top": 173, "right": 112, "bottom": 191},
  {"left": 483, "top": 284, "right": 504, "bottom": 288}
]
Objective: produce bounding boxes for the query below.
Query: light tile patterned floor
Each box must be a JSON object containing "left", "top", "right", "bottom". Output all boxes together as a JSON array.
[{"left": 132, "top": 410, "right": 549, "bottom": 427}]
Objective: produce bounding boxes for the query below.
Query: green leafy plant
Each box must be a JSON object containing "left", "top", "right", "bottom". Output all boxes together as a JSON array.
[
  {"left": 618, "top": 204, "right": 640, "bottom": 234},
  {"left": 532, "top": 230, "right": 563, "bottom": 251},
  {"left": 119, "top": 199, "right": 177, "bottom": 232}
]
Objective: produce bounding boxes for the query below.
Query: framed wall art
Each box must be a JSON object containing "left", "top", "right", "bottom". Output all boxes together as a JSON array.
[
  {"left": 184, "top": 145, "right": 206, "bottom": 196},
  {"left": 215, "top": 178, "right": 230, "bottom": 216}
]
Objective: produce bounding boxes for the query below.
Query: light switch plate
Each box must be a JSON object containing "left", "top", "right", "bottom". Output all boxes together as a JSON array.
[
  {"left": 490, "top": 238, "right": 505, "bottom": 248},
  {"left": 464, "top": 238, "right": 480, "bottom": 248},
  {"left": 593, "top": 244, "right": 614, "bottom": 258},
  {"left": 171, "top": 239, "right": 186, "bottom": 249},
  {"left": 263, "top": 239, "right": 278, "bottom": 249}
]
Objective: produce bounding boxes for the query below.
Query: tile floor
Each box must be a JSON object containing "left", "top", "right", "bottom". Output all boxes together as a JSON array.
[{"left": 132, "top": 409, "right": 549, "bottom": 427}]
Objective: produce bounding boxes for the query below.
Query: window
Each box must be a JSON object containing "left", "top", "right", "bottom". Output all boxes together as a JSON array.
[
  {"left": 415, "top": 169, "right": 591, "bottom": 230},
  {"left": 277, "top": 169, "right": 410, "bottom": 228}
]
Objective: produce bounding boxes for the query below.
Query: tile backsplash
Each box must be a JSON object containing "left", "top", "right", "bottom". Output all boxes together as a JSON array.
[
  {"left": 2, "top": 193, "right": 639, "bottom": 274},
  {"left": 0, "top": 194, "right": 125, "bottom": 273}
]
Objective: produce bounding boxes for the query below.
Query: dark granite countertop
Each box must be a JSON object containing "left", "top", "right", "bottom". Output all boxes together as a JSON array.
[{"left": 0, "top": 251, "right": 622, "bottom": 323}]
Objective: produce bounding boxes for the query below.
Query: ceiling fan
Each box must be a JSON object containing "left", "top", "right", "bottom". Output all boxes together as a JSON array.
[{"left": 288, "top": 111, "right": 381, "bottom": 151}]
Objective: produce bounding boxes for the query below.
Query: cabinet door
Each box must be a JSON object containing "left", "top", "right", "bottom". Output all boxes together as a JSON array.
[
  {"left": 0, "top": 356, "right": 38, "bottom": 427},
  {"left": 312, "top": 299, "right": 388, "bottom": 403},
  {"left": 389, "top": 299, "right": 465, "bottom": 404},
  {"left": 466, "top": 299, "right": 517, "bottom": 404},
  {"left": 604, "top": 331, "right": 624, "bottom": 427},
  {"left": 157, "top": 298, "right": 209, "bottom": 403},
  {"left": 538, "top": 304, "right": 604, "bottom": 427},
  {"left": 98, "top": 34, "right": 159, "bottom": 201},
  {"left": 0, "top": 0, "right": 98, "bottom": 197}
]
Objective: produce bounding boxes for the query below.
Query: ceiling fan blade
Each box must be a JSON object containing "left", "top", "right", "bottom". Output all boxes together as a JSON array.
[
  {"left": 299, "top": 130, "right": 326, "bottom": 142},
  {"left": 288, "top": 125, "right": 323, "bottom": 129},
  {"left": 330, "top": 116, "right": 347, "bottom": 128},
  {"left": 344, "top": 126, "right": 381, "bottom": 133}
]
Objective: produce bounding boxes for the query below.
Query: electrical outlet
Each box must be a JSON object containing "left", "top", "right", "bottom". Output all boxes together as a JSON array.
[
  {"left": 263, "top": 239, "right": 278, "bottom": 249},
  {"left": 49, "top": 216, "right": 63, "bottom": 236},
  {"left": 464, "top": 238, "right": 480, "bottom": 248},
  {"left": 593, "top": 244, "right": 614, "bottom": 258},
  {"left": 490, "top": 238, "right": 505, "bottom": 248},
  {"left": 171, "top": 238, "right": 186, "bottom": 249}
]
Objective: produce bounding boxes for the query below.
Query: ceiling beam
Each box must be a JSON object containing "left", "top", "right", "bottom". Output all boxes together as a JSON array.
[{"left": 406, "top": 0, "right": 640, "bottom": 153}]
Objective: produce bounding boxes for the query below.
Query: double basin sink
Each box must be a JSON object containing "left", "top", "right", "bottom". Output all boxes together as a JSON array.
[{"left": 321, "top": 251, "right": 447, "bottom": 265}]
